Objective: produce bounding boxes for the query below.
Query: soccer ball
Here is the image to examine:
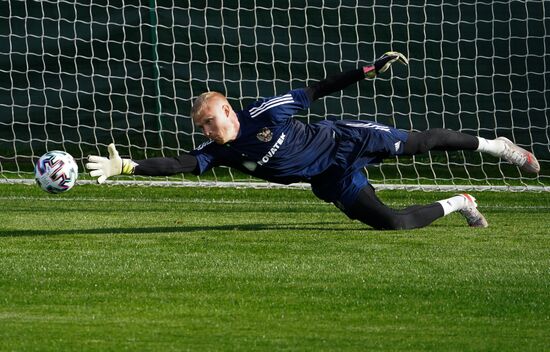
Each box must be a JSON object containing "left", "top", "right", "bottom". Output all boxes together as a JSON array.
[{"left": 35, "top": 151, "right": 79, "bottom": 194}]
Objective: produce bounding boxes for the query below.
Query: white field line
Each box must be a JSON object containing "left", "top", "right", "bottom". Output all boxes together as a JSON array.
[{"left": 2, "top": 178, "right": 549, "bottom": 192}]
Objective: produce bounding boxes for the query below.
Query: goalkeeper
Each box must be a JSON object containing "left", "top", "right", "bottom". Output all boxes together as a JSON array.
[{"left": 86, "top": 52, "right": 540, "bottom": 230}]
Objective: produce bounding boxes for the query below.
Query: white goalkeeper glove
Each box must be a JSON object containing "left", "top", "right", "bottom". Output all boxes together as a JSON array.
[
  {"left": 363, "top": 51, "right": 409, "bottom": 79},
  {"left": 86, "top": 143, "right": 136, "bottom": 184}
]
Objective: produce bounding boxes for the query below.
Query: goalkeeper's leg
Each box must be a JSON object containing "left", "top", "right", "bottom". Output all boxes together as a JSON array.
[
  {"left": 402, "top": 129, "right": 478, "bottom": 154},
  {"left": 344, "top": 185, "right": 488, "bottom": 230},
  {"left": 403, "top": 129, "right": 540, "bottom": 173}
]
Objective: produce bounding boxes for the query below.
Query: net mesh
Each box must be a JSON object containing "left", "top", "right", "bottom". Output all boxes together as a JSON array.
[{"left": 1, "top": 1, "right": 548, "bottom": 190}]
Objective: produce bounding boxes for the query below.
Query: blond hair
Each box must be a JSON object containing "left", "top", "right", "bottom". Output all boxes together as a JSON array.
[{"left": 190, "top": 91, "right": 226, "bottom": 120}]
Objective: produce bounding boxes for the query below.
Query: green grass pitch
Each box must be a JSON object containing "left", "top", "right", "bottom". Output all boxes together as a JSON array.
[{"left": 0, "top": 183, "right": 549, "bottom": 351}]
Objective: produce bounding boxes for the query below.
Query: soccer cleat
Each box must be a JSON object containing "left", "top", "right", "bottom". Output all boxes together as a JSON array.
[
  {"left": 496, "top": 137, "right": 540, "bottom": 174},
  {"left": 458, "top": 194, "right": 488, "bottom": 228}
]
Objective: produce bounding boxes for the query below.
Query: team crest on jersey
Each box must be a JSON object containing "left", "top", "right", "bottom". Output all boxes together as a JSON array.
[{"left": 256, "top": 127, "right": 273, "bottom": 142}]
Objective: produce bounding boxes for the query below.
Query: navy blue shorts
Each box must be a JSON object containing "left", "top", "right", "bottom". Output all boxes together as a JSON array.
[{"left": 310, "top": 120, "right": 409, "bottom": 213}]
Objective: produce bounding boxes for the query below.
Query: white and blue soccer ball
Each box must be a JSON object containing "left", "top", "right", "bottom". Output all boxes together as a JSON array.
[{"left": 35, "top": 151, "right": 78, "bottom": 194}]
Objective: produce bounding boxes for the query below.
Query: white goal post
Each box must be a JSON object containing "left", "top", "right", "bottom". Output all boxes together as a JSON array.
[{"left": 1, "top": 1, "right": 548, "bottom": 190}]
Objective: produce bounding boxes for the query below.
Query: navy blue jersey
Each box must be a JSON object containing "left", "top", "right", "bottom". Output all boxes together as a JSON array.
[
  {"left": 189, "top": 88, "right": 409, "bottom": 204},
  {"left": 190, "top": 89, "right": 338, "bottom": 184}
]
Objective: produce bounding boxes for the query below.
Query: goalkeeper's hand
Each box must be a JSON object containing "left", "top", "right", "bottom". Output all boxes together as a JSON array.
[
  {"left": 363, "top": 51, "right": 409, "bottom": 79},
  {"left": 86, "top": 143, "right": 135, "bottom": 184}
]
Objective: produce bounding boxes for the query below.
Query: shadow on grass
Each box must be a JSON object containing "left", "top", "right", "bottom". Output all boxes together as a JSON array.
[{"left": 0, "top": 222, "right": 361, "bottom": 237}]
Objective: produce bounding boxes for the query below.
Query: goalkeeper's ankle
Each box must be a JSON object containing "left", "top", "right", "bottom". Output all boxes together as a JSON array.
[
  {"left": 476, "top": 137, "right": 505, "bottom": 157},
  {"left": 121, "top": 159, "right": 137, "bottom": 175},
  {"left": 436, "top": 195, "right": 469, "bottom": 216}
]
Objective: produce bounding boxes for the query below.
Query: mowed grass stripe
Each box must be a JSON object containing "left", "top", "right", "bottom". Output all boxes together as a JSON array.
[{"left": 0, "top": 184, "right": 548, "bottom": 351}]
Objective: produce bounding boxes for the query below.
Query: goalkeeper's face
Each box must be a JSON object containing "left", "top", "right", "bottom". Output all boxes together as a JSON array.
[{"left": 193, "top": 95, "right": 240, "bottom": 144}]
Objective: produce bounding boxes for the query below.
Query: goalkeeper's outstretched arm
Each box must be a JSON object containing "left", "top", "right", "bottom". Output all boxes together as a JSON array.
[
  {"left": 305, "top": 51, "right": 408, "bottom": 102},
  {"left": 131, "top": 155, "right": 198, "bottom": 176},
  {"left": 86, "top": 143, "right": 198, "bottom": 184}
]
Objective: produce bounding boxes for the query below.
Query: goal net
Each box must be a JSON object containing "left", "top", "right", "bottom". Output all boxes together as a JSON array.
[{"left": 1, "top": 1, "right": 548, "bottom": 190}]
